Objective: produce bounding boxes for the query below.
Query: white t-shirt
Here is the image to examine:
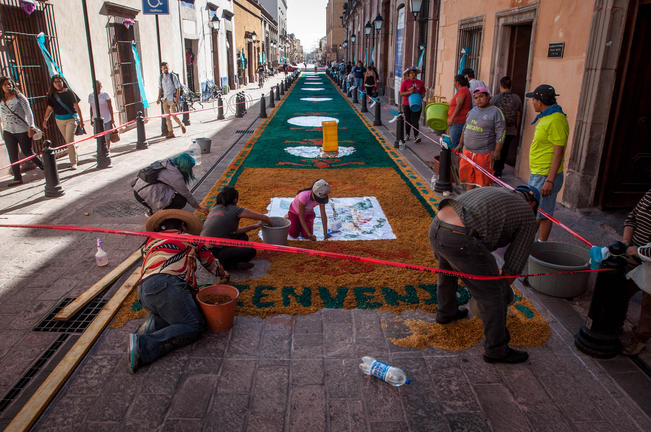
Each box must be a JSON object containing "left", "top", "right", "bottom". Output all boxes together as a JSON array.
[{"left": 88, "top": 91, "right": 112, "bottom": 123}]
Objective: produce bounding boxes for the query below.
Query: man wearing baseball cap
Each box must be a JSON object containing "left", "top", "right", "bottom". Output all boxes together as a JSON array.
[
  {"left": 429, "top": 185, "right": 539, "bottom": 363},
  {"left": 458, "top": 86, "right": 505, "bottom": 189},
  {"left": 525, "top": 84, "right": 569, "bottom": 241}
]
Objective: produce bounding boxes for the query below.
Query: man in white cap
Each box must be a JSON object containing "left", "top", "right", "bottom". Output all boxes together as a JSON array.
[{"left": 127, "top": 209, "right": 229, "bottom": 373}]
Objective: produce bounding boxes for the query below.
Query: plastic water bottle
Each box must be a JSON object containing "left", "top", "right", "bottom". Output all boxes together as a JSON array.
[
  {"left": 430, "top": 173, "right": 438, "bottom": 190},
  {"left": 359, "top": 356, "right": 410, "bottom": 386},
  {"left": 399, "top": 140, "right": 405, "bottom": 150},
  {"left": 589, "top": 246, "right": 610, "bottom": 269},
  {"left": 188, "top": 139, "right": 202, "bottom": 166},
  {"left": 95, "top": 238, "right": 108, "bottom": 267}
]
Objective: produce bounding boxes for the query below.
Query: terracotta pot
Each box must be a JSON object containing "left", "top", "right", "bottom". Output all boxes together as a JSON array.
[{"left": 196, "top": 284, "right": 240, "bottom": 331}]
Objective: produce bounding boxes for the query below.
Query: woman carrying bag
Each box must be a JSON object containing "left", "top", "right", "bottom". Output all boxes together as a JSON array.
[
  {"left": 0, "top": 76, "right": 44, "bottom": 187},
  {"left": 42, "top": 75, "right": 85, "bottom": 170}
]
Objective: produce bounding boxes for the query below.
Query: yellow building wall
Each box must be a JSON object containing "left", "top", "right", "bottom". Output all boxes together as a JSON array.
[
  {"left": 233, "top": 0, "right": 263, "bottom": 58},
  {"left": 435, "top": 0, "right": 594, "bottom": 195}
]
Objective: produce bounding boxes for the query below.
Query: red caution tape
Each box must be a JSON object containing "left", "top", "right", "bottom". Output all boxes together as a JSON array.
[{"left": 0, "top": 223, "right": 610, "bottom": 281}]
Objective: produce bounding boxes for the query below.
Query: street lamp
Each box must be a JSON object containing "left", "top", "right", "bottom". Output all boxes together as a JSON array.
[
  {"left": 364, "top": 21, "right": 372, "bottom": 36},
  {"left": 410, "top": 0, "right": 423, "bottom": 19},
  {"left": 251, "top": 31, "right": 257, "bottom": 41},
  {"left": 350, "top": 33, "right": 356, "bottom": 62},
  {"left": 374, "top": 14, "right": 384, "bottom": 31},
  {"left": 210, "top": 15, "right": 220, "bottom": 31}
]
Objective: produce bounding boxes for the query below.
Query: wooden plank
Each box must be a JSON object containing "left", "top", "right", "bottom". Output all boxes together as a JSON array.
[
  {"left": 54, "top": 248, "right": 142, "bottom": 321},
  {"left": 5, "top": 268, "right": 141, "bottom": 432}
]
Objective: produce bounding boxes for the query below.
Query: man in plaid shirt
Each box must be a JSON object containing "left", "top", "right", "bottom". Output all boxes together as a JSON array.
[
  {"left": 127, "top": 209, "right": 228, "bottom": 373},
  {"left": 429, "top": 186, "right": 539, "bottom": 364}
]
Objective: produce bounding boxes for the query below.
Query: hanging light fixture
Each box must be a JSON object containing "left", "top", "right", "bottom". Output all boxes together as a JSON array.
[
  {"left": 409, "top": 0, "right": 423, "bottom": 19},
  {"left": 364, "top": 21, "right": 372, "bottom": 36},
  {"left": 374, "top": 14, "right": 383, "bottom": 31}
]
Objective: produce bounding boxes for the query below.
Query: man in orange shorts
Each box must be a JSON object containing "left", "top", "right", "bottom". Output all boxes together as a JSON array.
[{"left": 458, "top": 86, "right": 505, "bottom": 190}]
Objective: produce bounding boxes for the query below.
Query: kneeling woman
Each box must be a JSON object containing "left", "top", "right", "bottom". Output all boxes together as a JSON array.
[{"left": 201, "top": 186, "right": 272, "bottom": 270}]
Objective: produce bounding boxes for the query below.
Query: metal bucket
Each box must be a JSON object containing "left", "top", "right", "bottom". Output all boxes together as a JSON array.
[
  {"left": 261, "top": 216, "right": 291, "bottom": 245},
  {"left": 527, "top": 241, "right": 590, "bottom": 298}
]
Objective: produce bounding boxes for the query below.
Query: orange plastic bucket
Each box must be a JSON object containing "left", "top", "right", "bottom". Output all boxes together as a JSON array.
[{"left": 196, "top": 284, "right": 240, "bottom": 332}]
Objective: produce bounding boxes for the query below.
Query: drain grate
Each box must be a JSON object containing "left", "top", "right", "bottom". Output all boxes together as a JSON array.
[
  {"left": 235, "top": 130, "right": 253, "bottom": 134},
  {"left": 32, "top": 297, "right": 107, "bottom": 334},
  {"left": 0, "top": 334, "right": 69, "bottom": 412}
]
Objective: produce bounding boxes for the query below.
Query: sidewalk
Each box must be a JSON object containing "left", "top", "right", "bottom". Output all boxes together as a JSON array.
[{"left": 0, "top": 72, "right": 649, "bottom": 431}]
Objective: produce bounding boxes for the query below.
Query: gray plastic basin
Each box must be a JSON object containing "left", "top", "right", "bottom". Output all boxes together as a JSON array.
[
  {"left": 261, "top": 217, "right": 290, "bottom": 245},
  {"left": 196, "top": 138, "right": 211, "bottom": 154},
  {"left": 527, "top": 241, "right": 590, "bottom": 298}
]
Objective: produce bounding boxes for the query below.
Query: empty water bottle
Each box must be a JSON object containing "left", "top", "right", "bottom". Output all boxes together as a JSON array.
[
  {"left": 188, "top": 139, "right": 202, "bottom": 166},
  {"left": 95, "top": 238, "right": 108, "bottom": 267},
  {"left": 359, "top": 356, "right": 410, "bottom": 386},
  {"left": 430, "top": 173, "right": 438, "bottom": 190}
]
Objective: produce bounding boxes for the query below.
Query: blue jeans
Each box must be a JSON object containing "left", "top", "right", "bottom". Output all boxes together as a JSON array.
[
  {"left": 449, "top": 123, "right": 464, "bottom": 149},
  {"left": 529, "top": 172, "right": 564, "bottom": 219},
  {"left": 355, "top": 77, "right": 364, "bottom": 91},
  {"left": 135, "top": 274, "right": 205, "bottom": 365}
]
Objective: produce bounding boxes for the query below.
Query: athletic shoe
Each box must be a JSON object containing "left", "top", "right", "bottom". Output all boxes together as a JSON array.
[
  {"left": 436, "top": 308, "right": 469, "bottom": 324},
  {"left": 414, "top": 137, "right": 422, "bottom": 144},
  {"left": 136, "top": 314, "right": 155, "bottom": 335},
  {"left": 405, "top": 135, "right": 411, "bottom": 141},
  {"left": 127, "top": 333, "right": 140, "bottom": 374},
  {"left": 483, "top": 348, "right": 529, "bottom": 364}
]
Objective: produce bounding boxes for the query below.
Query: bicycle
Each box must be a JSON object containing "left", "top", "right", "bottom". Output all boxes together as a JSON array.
[
  {"left": 203, "top": 82, "right": 223, "bottom": 102},
  {"left": 181, "top": 85, "right": 203, "bottom": 110}
]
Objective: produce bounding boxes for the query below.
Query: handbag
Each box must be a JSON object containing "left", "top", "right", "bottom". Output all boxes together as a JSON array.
[
  {"left": 54, "top": 92, "right": 85, "bottom": 135},
  {"left": 109, "top": 130, "right": 120, "bottom": 143}
]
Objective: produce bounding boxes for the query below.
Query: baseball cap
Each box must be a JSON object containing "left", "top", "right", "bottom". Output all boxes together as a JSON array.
[
  {"left": 514, "top": 185, "right": 541, "bottom": 213},
  {"left": 525, "top": 84, "right": 558, "bottom": 104},
  {"left": 312, "top": 179, "right": 330, "bottom": 204},
  {"left": 473, "top": 86, "right": 490, "bottom": 95}
]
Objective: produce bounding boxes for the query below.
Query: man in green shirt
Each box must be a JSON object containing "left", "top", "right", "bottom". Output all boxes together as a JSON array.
[{"left": 526, "top": 84, "right": 569, "bottom": 241}]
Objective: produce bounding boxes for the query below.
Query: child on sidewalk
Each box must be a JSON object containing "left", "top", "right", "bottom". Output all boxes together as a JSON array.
[{"left": 287, "top": 179, "right": 331, "bottom": 241}]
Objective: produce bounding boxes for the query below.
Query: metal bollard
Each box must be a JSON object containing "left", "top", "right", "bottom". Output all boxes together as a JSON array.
[
  {"left": 136, "top": 111, "right": 148, "bottom": 150},
  {"left": 434, "top": 149, "right": 453, "bottom": 193},
  {"left": 217, "top": 95, "right": 225, "bottom": 120},
  {"left": 373, "top": 98, "right": 382, "bottom": 126},
  {"left": 280, "top": 80, "right": 285, "bottom": 95},
  {"left": 182, "top": 99, "right": 190, "bottom": 126},
  {"left": 269, "top": 88, "right": 275, "bottom": 108},
  {"left": 42, "top": 140, "right": 64, "bottom": 197},
  {"left": 575, "top": 246, "right": 629, "bottom": 358},
  {"left": 360, "top": 92, "right": 368, "bottom": 112},
  {"left": 161, "top": 115, "right": 168, "bottom": 136},
  {"left": 94, "top": 117, "right": 111, "bottom": 169},
  {"left": 352, "top": 87, "right": 358, "bottom": 103},
  {"left": 394, "top": 114, "right": 404, "bottom": 148},
  {"left": 275, "top": 84, "right": 281, "bottom": 101},
  {"left": 260, "top": 93, "right": 267, "bottom": 118}
]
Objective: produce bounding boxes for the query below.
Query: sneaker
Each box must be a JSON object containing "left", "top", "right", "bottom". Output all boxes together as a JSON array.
[
  {"left": 70, "top": 164, "right": 77, "bottom": 170},
  {"left": 436, "top": 308, "right": 469, "bottom": 324},
  {"left": 483, "top": 348, "right": 529, "bottom": 364},
  {"left": 414, "top": 137, "right": 422, "bottom": 144},
  {"left": 136, "top": 314, "right": 155, "bottom": 335},
  {"left": 181, "top": 125, "right": 187, "bottom": 134},
  {"left": 127, "top": 333, "right": 140, "bottom": 374},
  {"left": 405, "top": 135, "right": 411, "bottom": 142}
]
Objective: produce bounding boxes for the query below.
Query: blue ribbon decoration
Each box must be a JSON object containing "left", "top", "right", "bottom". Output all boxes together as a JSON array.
[
  {"left": 458, "top": 47, "right": 469, "bottom": 75},
  {"left": 131, "top": 42, "right": 149, "bottom": 109},
  {"left": 417, "top": 45, "right": 425, "bottom": 70},
  {"left": 36, "top": 32, "right": 66, "bottom": 79}
]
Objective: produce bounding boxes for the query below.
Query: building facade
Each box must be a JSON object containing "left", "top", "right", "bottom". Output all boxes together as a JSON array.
[
  {"left": 326, "top": 0, "right": 346, "bottom": 63},
  {"left": 232, "top": 0, "right": 263, "bottom": 86}
]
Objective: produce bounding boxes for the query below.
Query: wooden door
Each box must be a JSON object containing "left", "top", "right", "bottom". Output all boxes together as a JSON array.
[
  {"left": 598, "top": 2, "right": 651, "bottom": 208},
  {"left": 108, "top": 22, "right": 143, "bottom": 123}
]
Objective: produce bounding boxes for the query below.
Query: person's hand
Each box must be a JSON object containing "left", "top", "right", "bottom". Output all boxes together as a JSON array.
[
  {"left": 156, "top": 99, "right": 161, "bottom": 105},
  {"left": 492, "top": 149, "right": 501, "bottom": 160},
  {"left": 174, "top": 98, "right": 180, "bottom": 107},
  {"left": 79, "top": 120, "right": 85, "bottom": 130},
  {"left": 42, "top": 121, "right": 48, "bottom": 130},
  {"left": 541, "top": 180, "right": 554, "bottom": 197},
  {"left": 198, "top": 206, "right": 209, "bottom": 215},
  {"left": 219, "top": 270, "right": 230, "bottom": 284},
  {"left": 324, "top": 233, "right": 332, "bottom": 240},
  {"left": 27, "top": 127, "right": 35, "bottom": 138},
  {"left": 257, "top": 221, "right": 266, "bottom": 228},
  {"left": 308, "top": 234, "right": 317, "bottom": 241},
  {"left": 447, "top": 118, "right": 453, "bottom": 127},
  {"left": 626, "top": 245, "right": 639, "bottom": 257}
]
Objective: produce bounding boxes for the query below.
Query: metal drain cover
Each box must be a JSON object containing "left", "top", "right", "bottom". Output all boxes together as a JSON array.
[
  {"left": 93, "top": 199, "right": 144, "bottom": 217},
  {"left": 33, "top": 297, "right": 107, "bottom": 334}
]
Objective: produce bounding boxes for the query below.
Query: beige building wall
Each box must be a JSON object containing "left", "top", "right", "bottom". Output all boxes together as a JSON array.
[
  {"left": 435, "top": 0, "right": 594, "bottom": 198},
  {"left": 234, "top": 0, "right": 263, "bottom": 84}
]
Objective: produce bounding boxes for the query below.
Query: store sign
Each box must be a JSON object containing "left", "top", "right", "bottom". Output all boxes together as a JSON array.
[
  {"left": 547, "top": 42, "right": 565, "bottom": 58},
  {"left": 143, "top": 0, "right": 169, "bottom": 15}
]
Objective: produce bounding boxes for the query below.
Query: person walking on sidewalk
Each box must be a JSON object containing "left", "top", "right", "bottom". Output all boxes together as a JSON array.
[
  {"left": 127, "top": 209, "right": 229, "bottom": 373},
  {"left": 42, "top": 75, "right": 84, "bottom": 169},
  {"left": 399, "top": 67, "right": 425, "bottom": 143},
  {"left": 157, "top": 62, "right": 186, "bottom": 139},
  {"left": 525, "top": 84, "right": 569, "bottom": 241},
  {"left": 458, "top": 86, "right": 505, "bottom": 190},
  {"left": 429, "top": 185, "right": 539, "bottom": 364},
  {"left": 491, "top": 76, "right": 522, "bottom": 177},
  {"left": 202, "top": 186, "right": 272, "bottom": 271},
  {"left": 133, "top": 152, "right": 209, "bottom": 215},
  {"left": 88, "top": 80, "right": 115, "bottom": 152},
  {"left": 0, "top": 76, "right": 44, "bottom": 186},
  {"left": 352, "top": 61, "right": 366, "bottom": 94}
]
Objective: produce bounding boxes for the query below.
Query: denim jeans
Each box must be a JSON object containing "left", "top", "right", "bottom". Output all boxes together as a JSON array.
[
  {"left": 449, "top": 123, "right": 465, "bottom": 149},
  {"left": 429, "top": 218, "right": 513, "bottom": 357},
  {"left": 136, "top": 274, "right": 205, "bottom": 365},
  {"left": 529, "top": 172, "right": 564, "bottom": 218}
]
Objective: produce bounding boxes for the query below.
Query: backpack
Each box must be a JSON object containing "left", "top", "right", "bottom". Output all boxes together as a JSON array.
[
  {"left": 137, "top": 161, "right": 165, "bottom": 184},
  {"left": 159, "top": 72, "right": 182, "bottom": 95},
  {"left": 494, "top": 92, "right": 518, "bottom": 129}
]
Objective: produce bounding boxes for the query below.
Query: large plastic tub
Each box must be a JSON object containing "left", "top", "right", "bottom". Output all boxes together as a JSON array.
[
  {"left": 261, "top": 217, "right": 291, "bottom": 245},
  {"left": 527, "top": 241, "right": 590, "bottom": 298},
  {"left": 426, "top": 102, "right": 449, "bottom": 131}
]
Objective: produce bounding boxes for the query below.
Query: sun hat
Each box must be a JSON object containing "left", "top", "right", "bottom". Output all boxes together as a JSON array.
[
  {"left": 312, "top": 179, "right": 330, "bottom": 204},
  {"left": 145, "top": 209, "right": 203, "bottom": 235},
  {"left": 473, "top": 86, "right": 490, "bottom": 95},
  {"left": 525, "top": 84, "right": 558, "bottom": 105},
  {"left": 403, "top": 66, "right": 420, "bottom": 75}
]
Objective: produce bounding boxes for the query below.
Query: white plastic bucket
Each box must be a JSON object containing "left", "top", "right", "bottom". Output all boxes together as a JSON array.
[{"left": 261, "top": 217, "right": 291, "bottom": 245}]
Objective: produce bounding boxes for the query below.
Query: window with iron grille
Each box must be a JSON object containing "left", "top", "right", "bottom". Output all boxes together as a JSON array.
[
  {"left": 457, "top": 16, "right": 484, "bottom": 76},
  {"left": 0, "top": 0, "right": 65, "bottom": 150}
]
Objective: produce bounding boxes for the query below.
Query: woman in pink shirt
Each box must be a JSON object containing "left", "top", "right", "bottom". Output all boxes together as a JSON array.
[
  {"left": 288, "top": 179, "right": 331, "bottom": 241},
  {"left": 399, "top": 67, "right": 426, "bottom": 143}
]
